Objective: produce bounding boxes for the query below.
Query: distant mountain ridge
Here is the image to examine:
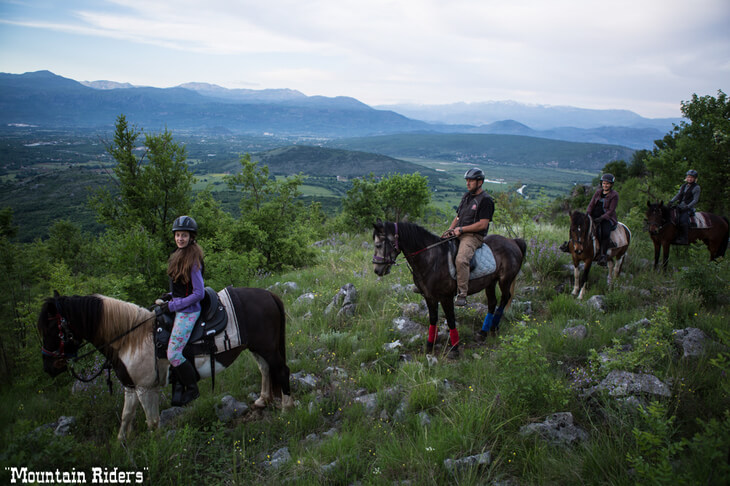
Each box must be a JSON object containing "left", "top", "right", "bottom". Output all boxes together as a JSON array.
[{"left": 0, "top": 70, "right": 674, "bottom": 148}]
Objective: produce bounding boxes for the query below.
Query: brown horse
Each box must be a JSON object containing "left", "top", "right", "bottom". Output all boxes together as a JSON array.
[
  {"left": 372, "top": 221, "right": 526, "bottom": 356},
  {"left": 38, "top": 288, "right": 293, "bottom": 441},
  {"left": 568, "top": 211, "right": 631, "bottom": 299},
  {"left": 646, "top": 201, "right": 729, "bottom": 269}
]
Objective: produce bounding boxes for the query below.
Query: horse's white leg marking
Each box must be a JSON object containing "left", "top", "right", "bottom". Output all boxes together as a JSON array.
[
  {"left": 607, "top": 260, "right": 615, "bottom": 286},
  {"left": 281, "top": 394, "right": 295, "bottom": 409},
  {"left": 572, "top": 266, "right": 581, "bottom": 296},
  {"left": 118, "top": 387, "right": 139, "bottom": 441},
  {"left": 136, "top": 386, "right": 161, "bottom": 431},
  {"left": 251, "top": 352, "right": 271, "bottom": 408},
  {"left": 577, "top": 283, "right": 587, "bottom": 300}
]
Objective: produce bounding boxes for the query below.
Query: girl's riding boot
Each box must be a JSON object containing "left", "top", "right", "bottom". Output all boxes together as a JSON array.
[{"left": 173, "top": 360, "right": 199, "bottom": 406}]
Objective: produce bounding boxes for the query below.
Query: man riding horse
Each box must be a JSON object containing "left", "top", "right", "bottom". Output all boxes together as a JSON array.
[
  {"left": 669, "top": 169, "right": 701, "bottom": 245},
  {"left": 441, "top": 167, "right": 494, "bottom": 307}
]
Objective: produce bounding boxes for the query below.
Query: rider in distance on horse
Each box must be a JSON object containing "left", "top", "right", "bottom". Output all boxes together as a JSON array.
[
  {"left": 669, "top": 169, "right": 701, "bottom": 245},
  {"left": 441, "top": 167, "right": 494, "bottom": 307},
  {"left": 586, "top": 173, "right": 619, "bottom": 266},
  {"left": 156, "top": 215, "right": 205, "bottom": 406}
]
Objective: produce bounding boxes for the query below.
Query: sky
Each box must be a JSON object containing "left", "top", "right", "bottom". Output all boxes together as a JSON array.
[{"left": 1, "top": 0, "right": 728, "bottom": 118}]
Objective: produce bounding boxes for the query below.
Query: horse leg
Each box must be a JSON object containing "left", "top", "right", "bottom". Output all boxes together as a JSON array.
[
  {"left": 662, "top": 241, "right": 671, "bottom": 270},
  {"left": 425, "top": 299, "right": 439, "bottom": 353},
  {"left": 441, "top": 298, "right": 459, "bottom": 353},
  {"left": 607, "top": 258, "right": 615, "bottom": 286},
  {"left": 577, "top": 261, "right": 592, "bottom": 300},
  {"left": 479, "top": 282, "right": 498, "bottom": 336},
  {"left": 251, "top": 352, "right": 272, "bottom": 408},
  {"left": 491, "top": 277, "right": 514, "bottom": 332},
  {"left": 118, "top": 387, "right": 139, "bottom": 441},
  {"left": 135, "top": 385, "right": 161, "bottom": 432},
  {"left": 571, "top": 264, "right": 581, "bottom": 296},
  {"left": 652, "top": 241, "right": 661, "bottom": 270}
]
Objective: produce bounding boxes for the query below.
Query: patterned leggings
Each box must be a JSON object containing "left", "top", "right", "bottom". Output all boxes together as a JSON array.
[{"left": 167, "top": 311, "right": 200, "bottom": 367}]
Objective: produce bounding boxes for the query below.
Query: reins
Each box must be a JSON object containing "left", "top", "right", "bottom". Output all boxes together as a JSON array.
[{"left": 48, "top": 302, "right": 157, "bottom": 394}]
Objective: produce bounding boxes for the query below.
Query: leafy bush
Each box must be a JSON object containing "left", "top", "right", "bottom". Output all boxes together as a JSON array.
[
  {"left": 527, "top": 237, "right": 565, "bottom": 281},
  {"left": 493, "top": 324, "right": 569, "bottom": 412}
]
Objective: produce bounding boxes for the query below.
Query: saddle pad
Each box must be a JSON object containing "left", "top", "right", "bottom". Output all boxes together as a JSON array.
[
  {"left": 609, "top": 222, "right": 630, "bottom": 248},
  {"left": 448, "top": 243, "right": 497, "bottom": 280},
  {"left": 691, "top": 212, "right": 712, "bottom": 229},
  {"left": 213, "top": 287, "right": 242, "bottom": 351}
]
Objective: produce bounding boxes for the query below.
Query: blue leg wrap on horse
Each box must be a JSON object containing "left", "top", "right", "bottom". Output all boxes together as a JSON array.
[
  {"left": 492, "top": 307, "right": 504, "bottom": 329},
  {"left": 481, "top": 313, "right": 494, "bottom": 332}
]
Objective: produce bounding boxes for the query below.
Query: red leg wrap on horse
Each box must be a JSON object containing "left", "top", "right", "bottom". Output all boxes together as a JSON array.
[
  {"left": 428, "top": 325, "right": 437, "bottom": 343},
  {"left": 449, "top": 328, "right": 460, "bottom": 346}
]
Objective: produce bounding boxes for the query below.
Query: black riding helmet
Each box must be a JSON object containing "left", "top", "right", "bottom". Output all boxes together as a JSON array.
[
  {"left": 686, "top": 169, "right": 698, "bottom": 178},
  {"left": 172, "top": 215, "right": 198, "bottom": 235},
  {"left": 600, "top": 173, "right": 615, "bottom": 184},
  {"left": 464, "top": 168, "right": 485, "bottom": 181}
]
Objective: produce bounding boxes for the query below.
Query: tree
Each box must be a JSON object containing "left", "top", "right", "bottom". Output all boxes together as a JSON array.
[
  {"left": 225, "top": 154, "right": 316, "bottom": 270},
  {"left": 646, "top": 90, "right": 730, "bottom": 213},
  {"left": 378, "top": 173, "right": 431, "bottom": 221},
  {"left": 90, "top": 114, "right": 194, "bottom": 242},
  {"left": 342, "top": 175, "right": 384, "bottom": 229}
]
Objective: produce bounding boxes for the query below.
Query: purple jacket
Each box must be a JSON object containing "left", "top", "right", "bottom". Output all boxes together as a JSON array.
[
  {"left": 586, "top": 188, "right": 618, "bottom": 225},
  {"left": 168, "top": 264, "right": 204, "bottom": 314}
]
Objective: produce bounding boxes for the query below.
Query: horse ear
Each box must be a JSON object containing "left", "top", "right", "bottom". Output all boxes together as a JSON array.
[
  {"left": 647, "top": 200, "right": 651, "bottom": 207},
  {"left": 659, "top": 200, "right": 664, "bottom": 206},
  {"left": 53, "top": 290, "right": 60, "bottom": 298}
]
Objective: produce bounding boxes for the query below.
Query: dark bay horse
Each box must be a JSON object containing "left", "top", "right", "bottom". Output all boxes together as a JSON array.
[
  {"left": 372, "top": 221, "right": 526, "bottom": 355},
  {"left": 38, "top": 287, "right": 292, "bottom": 441},
  {"left": 646, "top": 201, "right": 729, "bottom": 269},
  {"left": 568, "top": 211, "right": 631, "bottom": 299}
]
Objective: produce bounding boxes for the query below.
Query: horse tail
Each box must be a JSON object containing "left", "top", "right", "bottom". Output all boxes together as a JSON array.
[
  {"left": 270, "top": 291, "right": 290, "bottom": 399},
  {"left": 719, "top": 217, "right": 730, "bottom": 258},
  {"left": 514, "top": 238, "right": 527, "bottom": 261}
]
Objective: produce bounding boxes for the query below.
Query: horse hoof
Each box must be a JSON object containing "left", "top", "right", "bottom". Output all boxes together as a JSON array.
[
  {"left": 425, "top": 342, "right": 434, "bottom": 354},
  {"left": 475, "top": 330, "right": 489, "bottom": 343},
  {"left": 253, "top": 397, "right": 268, "bottom": 409},
  {"left": 447, "top": 346, "right": 460, "bottom": 359}
]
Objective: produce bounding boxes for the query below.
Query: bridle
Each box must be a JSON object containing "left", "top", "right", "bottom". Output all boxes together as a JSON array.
[
  {"left": 372, "top": 223, "right": 401, "bottom": 265},
  {"left": 570, "top": 215, "right": 593, "bottom": 255},
  {"left": 646, "top": 206, "right": 669, "bottom": 235},
  {"left": 372, "top": 222, "right": 456, "bottom": 266},
  {"left": 41, "top": 298, "right": 156, "bottom": 392}
]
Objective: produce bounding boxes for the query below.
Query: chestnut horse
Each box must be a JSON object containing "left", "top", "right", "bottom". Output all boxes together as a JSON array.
[
  {"left": 372, "top": 221, "right": 525, "bottom": 356},
  {"left": 646, "top": 201, "right": 729, "bottom": 269},
  {"left": 38, "top": 288, "right": 293, "bottom": 441},
  {"left": 568, "top": 211, "right": 631, "bottom": 299}
]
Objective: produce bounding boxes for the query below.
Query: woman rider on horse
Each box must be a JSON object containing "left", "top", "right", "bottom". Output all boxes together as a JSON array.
[{"left": 586, "top": 173, "right": 618, "bottom": 266}]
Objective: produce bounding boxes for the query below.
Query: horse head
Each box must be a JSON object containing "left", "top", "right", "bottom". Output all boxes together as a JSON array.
[
  {"left": 37, "top": 293, "right": 83, "bottom": 377},
  {"left": 646, "top": 200, "right": 668, "bottom": 235},
  {"left": 372, "top": 220, "right": 400, "bottom": 276},
  {"left": 569, "top": 211, "right": 592, "bottom": 255}
]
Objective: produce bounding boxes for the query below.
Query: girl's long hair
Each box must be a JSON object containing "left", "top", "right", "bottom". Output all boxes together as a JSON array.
[{"left": 167, "top": 239, "right": 204, "bottom": 284}]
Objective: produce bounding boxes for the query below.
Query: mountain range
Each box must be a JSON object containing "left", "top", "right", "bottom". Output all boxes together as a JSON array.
[{"left": 0, "top": 71, "right": 681, "bottom": 148}]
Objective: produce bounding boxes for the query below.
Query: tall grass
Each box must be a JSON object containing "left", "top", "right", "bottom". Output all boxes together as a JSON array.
[{"left": 1, "top": 218, "right": 728, "bottom": 485}]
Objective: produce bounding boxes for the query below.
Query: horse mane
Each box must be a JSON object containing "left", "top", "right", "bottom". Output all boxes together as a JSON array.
[
  {"left": 96, "top": 296, "right": 156, "bottom": 351},
  {"left": 389, "top": 221, "right": 441, "bottom": 250}
]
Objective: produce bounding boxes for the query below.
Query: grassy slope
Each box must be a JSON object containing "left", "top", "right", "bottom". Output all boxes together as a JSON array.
[{"left": 2, "top": 220, "right": 728, "bottom": 485}]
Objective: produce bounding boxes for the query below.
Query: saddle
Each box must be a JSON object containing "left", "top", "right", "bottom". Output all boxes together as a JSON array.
[
  {"left": 154, "top": 286, "right": 228, "bottom": 360},
  {"left": 447, "top": 239, "right": 497, "bottom": 280},
  {"left": 670, "top": 208, "right": 711, "bottom": 229}
]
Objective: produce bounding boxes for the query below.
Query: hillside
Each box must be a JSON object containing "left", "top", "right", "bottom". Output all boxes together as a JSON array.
[
  {"left": 326, "top": 133, "right": 635, "bottom": 170},
  {"left": 252, "top": 145, "right": 445, "bottom": 181}
]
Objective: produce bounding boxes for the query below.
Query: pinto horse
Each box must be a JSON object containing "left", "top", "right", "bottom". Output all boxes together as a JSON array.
[
  {"left": 372, "top": 221, "right": 526, "bottom": 355},
  {"left": 38, "top": 287, "right": 293, "bottom": 441},
  {"left": 646, "top": 201, "right": 729, "bottom": 269},
  {"left": 568, "top": 211, "right": 631, "bottom": 299}
]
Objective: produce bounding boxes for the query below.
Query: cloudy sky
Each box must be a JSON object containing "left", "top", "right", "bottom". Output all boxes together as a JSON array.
[{"left": 1, "top": 0, "right": 728, "bottom": 118}]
